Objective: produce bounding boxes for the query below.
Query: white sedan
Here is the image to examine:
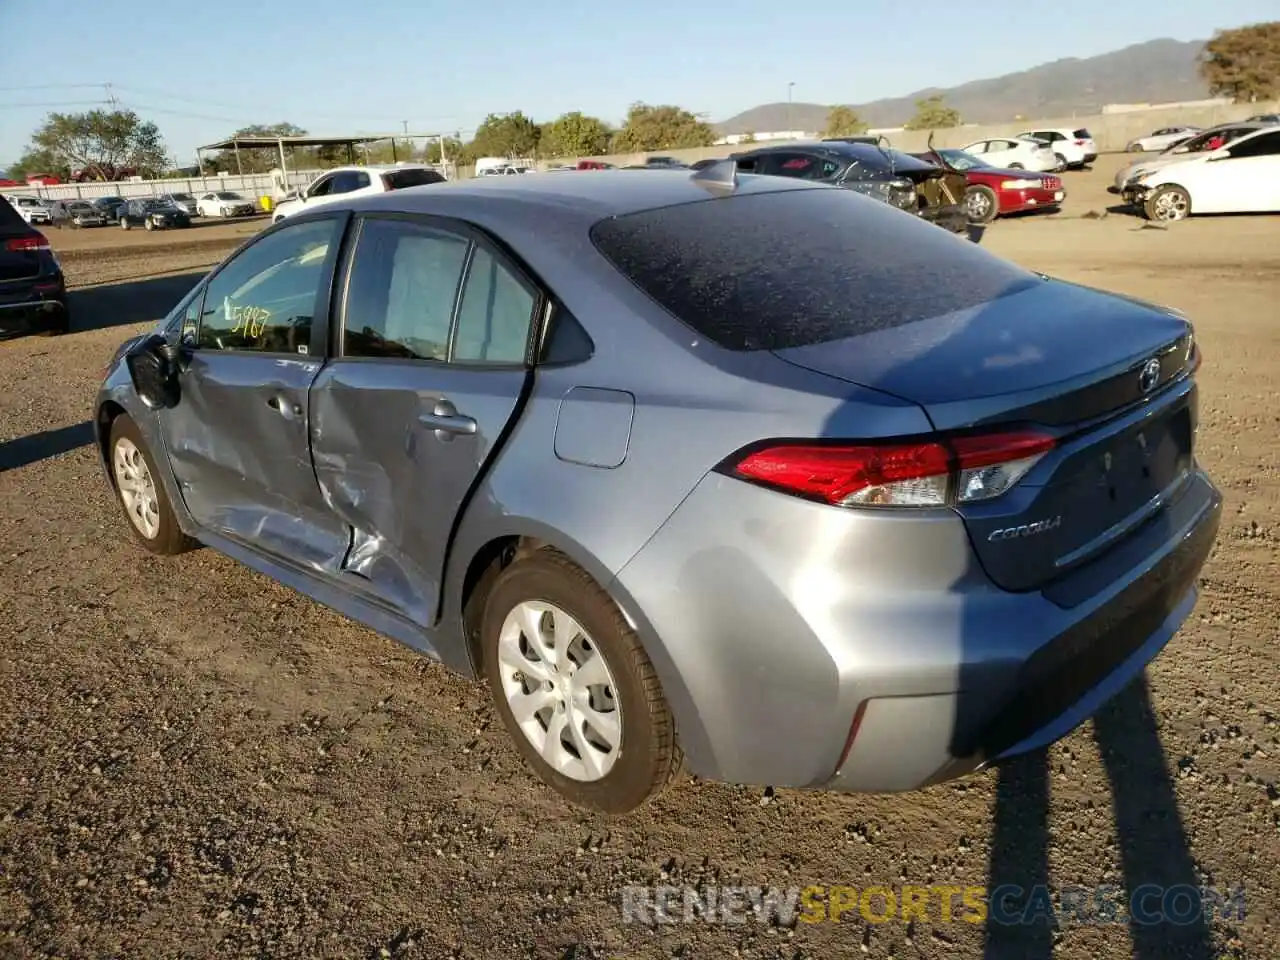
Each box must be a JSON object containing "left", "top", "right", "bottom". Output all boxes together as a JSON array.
[
  {"left": 957, "top": 137, "right": 1059, "bottom": 172},
  {"left": 196, "top": 191, "right": 258, "bottom": 218},
  {"left": 1125, "top": 125, "right": 1280, "bottom": 222},
  {"left": 1125, "top": 126, "right": 1200, "bottom": 153}
]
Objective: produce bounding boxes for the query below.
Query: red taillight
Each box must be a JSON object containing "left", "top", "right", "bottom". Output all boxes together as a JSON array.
[
  {"left": 726, "top": 430, "right": 1056, "bottom": 508},
  {"left": 5, "top": 234, "right": 49, "bottom": 252},
  {"left": 1074, "top": 139, "right": 1087, "bottom": 146}
]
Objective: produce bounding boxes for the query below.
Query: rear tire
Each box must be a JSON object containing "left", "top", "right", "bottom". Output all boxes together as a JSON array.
[
  {"left": 1054, "top": 152, "right": 1068, "bottom": 170},
  {"left": 1007, "top": 162, "right": 1023, "bottom": 170},
  {"left": 965, "top": 185, "right": 999, "bottom": 225},
  {"left": 120, "top": 219, "right": 131, "bottom": 231},
  {"left": 108, "top": 414, "right": 194, "bottom": 556},
  {"left": 481, "top": 549, "right": 682, "bottom": 814}
]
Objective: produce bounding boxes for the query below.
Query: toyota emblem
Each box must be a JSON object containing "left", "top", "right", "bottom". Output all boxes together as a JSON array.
[{"left": 1138, "top": 357, "right": 1161, "bottom": 395}]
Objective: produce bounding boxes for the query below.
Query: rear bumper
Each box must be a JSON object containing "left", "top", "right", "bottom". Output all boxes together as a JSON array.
[
  {"left": 0, "top": 285, "right": 68, "bottom": 337},
  {"left": 615, "top": 465, "right": 1221, "bottom": 793},
  {"left": 1002, "top": 187, "right": 1065, "bottom": 213}
]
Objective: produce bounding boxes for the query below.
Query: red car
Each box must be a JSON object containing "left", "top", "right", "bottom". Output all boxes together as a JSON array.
[{"left": 913, "top": 148, "right": 1064, "bottom": 224}]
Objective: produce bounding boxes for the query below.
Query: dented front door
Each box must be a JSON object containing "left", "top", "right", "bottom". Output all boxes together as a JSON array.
[
  {"left": 308, "top": 215, "right": 538, "bottom": 625},
  {"left": 157, "top": 215, "right": 350, "bottom": 570}
]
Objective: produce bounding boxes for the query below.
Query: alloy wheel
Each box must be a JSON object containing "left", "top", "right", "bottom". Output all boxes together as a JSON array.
[
  {"left": 966, "top": 190, "right": 993, "bottom": 221},
  {"left": 113, "top": 437, "right": 161, "bottom": 539},
  {"left": 1151, "top": 189, "right": 1190, "bottom": 222},
  {"left": 497, "top": 600, "right": 622, "bottom": 782}
]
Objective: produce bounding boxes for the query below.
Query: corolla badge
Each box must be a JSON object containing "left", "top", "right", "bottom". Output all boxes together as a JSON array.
[
  {"left": 1138, "top": 357, "right": 1161, "bottom": 395},
  {"left": 987, "top": 516, "right": 1062, "bottom": 542}
]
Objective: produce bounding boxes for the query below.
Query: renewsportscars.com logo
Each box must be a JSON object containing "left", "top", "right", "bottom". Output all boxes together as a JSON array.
[{"left": 620, "top": 883, "right": 1246, "bottom": 927}]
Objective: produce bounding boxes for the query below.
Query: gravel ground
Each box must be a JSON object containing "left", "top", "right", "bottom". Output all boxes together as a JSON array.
[{"left": 1, "top": 169, "right": 1278, "bottom": 960}]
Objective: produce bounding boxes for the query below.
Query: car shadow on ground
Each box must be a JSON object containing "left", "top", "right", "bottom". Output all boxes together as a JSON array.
[
  {"left": 0, "top": 421, "right": 94, "bottom": 473},
  {"left": 982, "top": 679, "right": 1218, "bottom": 960},
  {"left": 67, "top": 270, "right": 206, "bottom": 334}
]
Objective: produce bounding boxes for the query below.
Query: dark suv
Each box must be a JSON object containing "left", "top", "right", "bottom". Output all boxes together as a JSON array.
[
  {"left": 729, "top": 141, "right": 970, "bottom": 236},
  {"left": 119, "top": 198, "right": 191, "bottom": 231},
  {"left": 0, "top": 199, "right": 68, "bottom": 337}
]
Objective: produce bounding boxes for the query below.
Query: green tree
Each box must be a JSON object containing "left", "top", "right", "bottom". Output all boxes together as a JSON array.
[
  {"left": 904, "top": 95, "right": 961, "bottom": 131},
  {"left": 5, "top": 146, "right": 70, "bottom": 181},
  {"left": 27, "top": 109, "right": 168, "bottom": 179},
  {"left": 424, "top": 137, "right": 465, "bottom": 164},
  {"left": 821, "top": 106, "right": 868, "bottom": 138},
  {"left": 468, "top": 112, "right": 541, "bottom": 159},
  {"left": 1200, "top": 21, "right": 1280, "bottom": 102},
  {"left": 208, "top": 122, "right": 308, "bottom": 173},
  {"left": 739, "top": 131, "right": 757, "bottom": 143},
  {"left": 611, "top": 103, "right": 715, "bottom": 152},
  {"left": 539, "top": 111, "right": 613, "bottom": 158}
]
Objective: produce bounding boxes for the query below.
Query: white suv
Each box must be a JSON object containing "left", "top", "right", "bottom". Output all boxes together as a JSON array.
[
  {"left": 1015, "top": 127, "right": 1098, "bottom": 169},
  {"left": 271, "top": 164, "right": 446, "bottom": 222},
  {"left": 7, "top": 195, "right": 53, "bottom": 224}
]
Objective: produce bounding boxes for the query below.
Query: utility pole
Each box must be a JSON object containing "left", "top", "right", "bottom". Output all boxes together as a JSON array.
[
  {"left": 401, "top": 120, "right": 409, "bottom": 135},
  {"left": 104, "top": 82, "right": 118, "bottom": 109},
  {"left": 787, "top": 82, "right": 795, "bottom": 135}
]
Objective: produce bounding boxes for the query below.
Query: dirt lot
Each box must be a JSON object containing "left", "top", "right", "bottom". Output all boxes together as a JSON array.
[{"left": 2, "top": 168, "right": 1278, "bottom": 960}]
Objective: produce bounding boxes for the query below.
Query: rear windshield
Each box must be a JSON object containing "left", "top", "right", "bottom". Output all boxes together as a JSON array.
[
  {"left": 382, "top": 168, "right": 445, "bottom": 190},
  {"left": 0, "top": 198, "right": 28, "bottom": 231},
  {"left": 1072, "top": 128, "right": 1091, "bottom": 139},
  {"left": 590, "top": 189, "right": 1037, "bottom": 352}
]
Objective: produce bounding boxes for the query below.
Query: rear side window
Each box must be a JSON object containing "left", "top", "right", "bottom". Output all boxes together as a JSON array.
[
  {"left": 590, "top": 189, "right": 1038, "bottom": 352},
  {"left": 382, "top": 168, "right": 445, "bottom": 190},
  {"left": 342, "top": 218, "right": 469, "bottom": 361},
  {"left": 1072, "top": 128, "right": 1091, "bottom": 139}
]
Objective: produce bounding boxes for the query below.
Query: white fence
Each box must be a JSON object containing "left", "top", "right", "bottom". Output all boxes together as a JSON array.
[
  {"left": 0, "top": 170, "right": 322, "bottom": 203},
  {"left": 1, "top": 161, "right": 459, "bottom": 202}
]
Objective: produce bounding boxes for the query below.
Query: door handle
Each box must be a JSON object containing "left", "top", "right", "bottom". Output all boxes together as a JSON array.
[
  {"left": 267, "top": 395, "right": 303, "bottom": 419},
  {"left": 418, "top": 401, "right": 476, "bottom": 441}
]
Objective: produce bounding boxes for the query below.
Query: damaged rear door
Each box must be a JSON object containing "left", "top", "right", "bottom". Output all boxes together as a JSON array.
[
  {"left": 308, "top": 213, "right": 538, "bottom": 626},
  {"left": 156, "top": 214, "right": 351, "bottom": 569}
]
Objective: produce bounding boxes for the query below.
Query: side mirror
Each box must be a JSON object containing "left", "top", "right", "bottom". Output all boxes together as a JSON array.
[{"left": 125, "top": 334, "right": 181, "bottom": 409}]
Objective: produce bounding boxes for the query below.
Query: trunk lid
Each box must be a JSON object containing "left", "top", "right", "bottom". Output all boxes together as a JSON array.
[{"left": 773, "top": 278, "right": 1197, "bottom": 591}]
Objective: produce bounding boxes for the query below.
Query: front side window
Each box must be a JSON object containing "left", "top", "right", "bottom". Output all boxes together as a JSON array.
[
  {"left": 342, "top": 218, "right": 470, "bottom": 361},
  {"left": 196, "top": 217, "right": 337, "bottom": 355}
]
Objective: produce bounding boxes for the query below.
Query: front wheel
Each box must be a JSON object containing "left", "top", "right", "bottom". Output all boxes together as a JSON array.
[
  {"left": 965, "top": 185, "right": 999, "bottom": 225},
  {"left": 108, "top": 415, "right": 194, "bottom": 556},
  {"left": 481, "top": 549, "right": 682, "bottom": 814},
  {"left": 1007, "top": 162, "right": 1024, "bottom": 170},
  {"left": 1144, "top": 185, "right": 1191, "bottom": 223},
  {"left": 144, "top": 219, "right": 155, "bottom": 231},
  {"left": 120, "top": 219, "right": 131, "bottom": 231}
]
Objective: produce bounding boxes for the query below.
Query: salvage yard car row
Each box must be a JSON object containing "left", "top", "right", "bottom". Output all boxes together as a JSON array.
[{"left": 1, "top": 189, "right": 263, "bottom": 229}]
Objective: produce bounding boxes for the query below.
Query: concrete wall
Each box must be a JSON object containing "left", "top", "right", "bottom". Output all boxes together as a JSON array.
[{"left": 542, "top": 99, "right": 1280, "bottom": 170}]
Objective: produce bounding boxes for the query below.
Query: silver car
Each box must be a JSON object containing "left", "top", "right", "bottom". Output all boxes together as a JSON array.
[{"left": 94, "top": 169, "right": 1222, "bottom": 813}]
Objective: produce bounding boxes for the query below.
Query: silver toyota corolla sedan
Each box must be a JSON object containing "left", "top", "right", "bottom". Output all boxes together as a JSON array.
[{"left": 94, "top": 166, "right": 1222, "bottom": 813}]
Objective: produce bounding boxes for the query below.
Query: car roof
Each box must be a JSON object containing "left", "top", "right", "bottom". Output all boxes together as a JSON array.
[
  {"left": 1201, "top": 120, "right": 1268, "bottom": 134},
  {"left": 730, "top": 140, "right": 897, "bottom": 161},
  {"left": 348, "top": 168, "right": 824, "bottom": 227}
]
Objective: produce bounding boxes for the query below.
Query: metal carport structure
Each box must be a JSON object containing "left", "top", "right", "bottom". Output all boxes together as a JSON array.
[{"left": 195, "top": 132, "right": 450, "bottom": 177}]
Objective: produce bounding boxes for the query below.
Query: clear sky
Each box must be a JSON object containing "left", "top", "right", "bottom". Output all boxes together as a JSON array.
[{"left": 0, "top": 0, "right": 1273, "bottom": 166}]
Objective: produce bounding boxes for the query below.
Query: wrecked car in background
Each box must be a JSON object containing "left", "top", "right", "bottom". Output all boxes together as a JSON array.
[{"left": 729, "top": 140, "right": 972, "bottom": 237}]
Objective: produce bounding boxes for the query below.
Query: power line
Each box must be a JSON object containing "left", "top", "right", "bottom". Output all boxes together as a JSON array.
[
  {"left": 0, "top": 83, "right": 106, "bottom": 92},
  {"left": 5, "top": 100, "right": 111, "bottom": 108}
]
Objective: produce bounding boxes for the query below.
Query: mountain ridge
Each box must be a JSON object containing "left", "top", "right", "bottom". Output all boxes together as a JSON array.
[{"left": 717, "top": 38, "right": 1209, "bottom": 133}]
